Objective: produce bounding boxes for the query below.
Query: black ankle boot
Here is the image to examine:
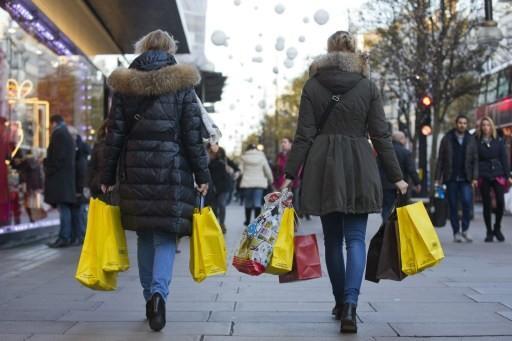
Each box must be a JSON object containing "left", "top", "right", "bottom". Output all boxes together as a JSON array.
[
  {"left": 254, "top": 207, "right": 261, "bottom": 218},
  {"left": 494, "top": 224, "right": 505, "bottom": 242},
  {"left": 244, "top": 208, "right": 252, "bottom": 225},
  {"left": 485, "top": 228, "right": 494, "bottom": 242},
  {"left": 331, "top": 302, "right": 344, "bottom": 320},
  {"left": 148, "top": 293, "right": 166, "bottom": 331},
  {"left": 340, "top": 303, "right": 357, "bottom": 334}
]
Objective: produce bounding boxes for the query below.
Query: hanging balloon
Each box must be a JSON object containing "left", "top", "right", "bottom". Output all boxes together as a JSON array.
[
  {"left": 273, "top": 67, "right": 279, "bottom": 74},
  {"left": 258, "top": 100, "right": 266, "bottom": 109},
  {"left": 234, "top": 0, "right": 241, "bottom": 5},
  {"left": 314, "top": 9, "right": 329, "bottom": 25},
  {"left": 298, "top": 36, "right": 306, "bottom": 43},
  {"left": 252, "top": 56, "right": 263, "bottom": 63},
  {"left": 229, "top": 104, "right": 236, "bottom": 110},
  {"left": 246, "top": 77, "right": 253, "bottom": 83},
  {"left": 275, "top": 4, "right": 285, "bottom": 14},
  {"left": 258, "top": 33, "right": 263, "bottom": 37},
  {"left": 211, "top": 30, "right": 229, "bottom": 46},
  {"left": 275, "top": 37, "right": 285, "bottom": 51},
  {"left": 286, "top": 47, "right": 298, "bottom": 60},
  {"left": 303, "top": 17, "right": 310, "bottom": 24},
  {"left": 284, "top": 59, "right": 294, "bottom": 69},
  {"left": 228, "top": 55, "right": 233, "bottom": 59},
  {"left": 255, "top": 44, "right": 263, "bottom": 53}
]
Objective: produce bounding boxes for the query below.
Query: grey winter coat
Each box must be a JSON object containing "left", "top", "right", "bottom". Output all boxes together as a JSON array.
[
  {"left": 101, "top": 51, "right": 210, "bottom": 236},
  {"left": 285, "top": 52, "right": 403, "bottom": 215}
]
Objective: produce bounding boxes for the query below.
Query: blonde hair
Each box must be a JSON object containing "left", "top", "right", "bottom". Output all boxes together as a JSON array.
[
  {"left": 478, "top": 116, "right": 497, "bottom": 139},
  {"left": 134, "top": 29, "right": 177, "bottom": 54},
  {"left": 327, "top": 31, "right": 356, "bottom": 53}
]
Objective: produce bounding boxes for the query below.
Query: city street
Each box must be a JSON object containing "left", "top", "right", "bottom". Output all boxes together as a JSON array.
[{"left": 0, "top": 204, "right": 511, "bottom": 340}]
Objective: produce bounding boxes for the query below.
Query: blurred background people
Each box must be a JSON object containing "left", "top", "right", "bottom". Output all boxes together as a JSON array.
[
  {"left": 44, "top": 115, "right": 77, "bottom": 248},
  {"left": 476, "top": 116, "right": 512, "bottom": 242},
  {"left": 239, "top": 144, "right": 273, "bottom": 225}
]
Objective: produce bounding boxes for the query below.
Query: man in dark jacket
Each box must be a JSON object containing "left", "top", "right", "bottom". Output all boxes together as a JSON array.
[
  {"left": 380, "top": 131, "right": 421, "bottom": 221},
  {"left": 44, "top": 115, "right": 76, "bottom": 248},
  {"left": 435, "top": 114, "right": 478, "bottom": 243}
]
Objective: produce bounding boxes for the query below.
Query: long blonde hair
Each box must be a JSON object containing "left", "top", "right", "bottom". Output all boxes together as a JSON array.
[
  {"left": 477, "top": 116, "right": 497, "bottom": 139},
  {"left": 134, "top": 29, "right": 177, "bottom": 54}
]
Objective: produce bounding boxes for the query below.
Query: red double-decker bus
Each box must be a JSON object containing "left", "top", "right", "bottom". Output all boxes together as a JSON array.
[{"left": 475, "top": 63, "right": 512, "bottom": 137}]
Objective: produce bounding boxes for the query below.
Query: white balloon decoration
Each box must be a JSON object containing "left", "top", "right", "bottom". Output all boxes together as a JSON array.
[
  {"left": 258, "top": 100, "right": 266, "bottom": 109},
  {"left": 273, "top": 67, "right": 279, "bottom": 74},
  {"left": 275, "top": 4, "right": 285, "bottom": 14},
  {"left": 255, "top": 44, "right": 263, "bottom": 53},
  {"left": 299, "top": 36, "right": 306, "bottom": 43},
  {"left": 284, "top": 59, "right": 294, "bottom": 68},
  {"left": 303, "top": 17, "right": 310, "bottom": 24},
  {"left": 211, "top": 30, "right": 229, "bottom": 46},
  {"left": 275, "top": 37, "right": 285, "bottom": 51},
  {"left": 234, "top": 0, "right": 241, "bottom": 6},
  {"left": 314, "top": 9, "right": 329, "bottom": 25},
  {"left": 252, "top": 56, "right": 263, "bottom": 63},
  {"left": 286, "top": 47, "right": 298, "bottom": 60},
  {"left": 230, "top": 104, "right": 236, "bottom": 110}
]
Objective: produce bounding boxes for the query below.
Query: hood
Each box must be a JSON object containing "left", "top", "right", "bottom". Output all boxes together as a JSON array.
[
  {"left": 107, "top": 50, "right": 201, "bottom": 96},
  {"left": 309, "top": 52, "right": 369, "bottom": 94}
]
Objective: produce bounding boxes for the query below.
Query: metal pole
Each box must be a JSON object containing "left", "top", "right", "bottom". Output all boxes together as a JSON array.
[{"left": 484, "top": 0, "right": 493, "bottom": 21}]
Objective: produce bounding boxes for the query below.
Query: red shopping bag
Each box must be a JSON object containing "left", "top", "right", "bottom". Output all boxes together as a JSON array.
[{"left": 279, "top": 234, "right": 322, "bottom": 283}]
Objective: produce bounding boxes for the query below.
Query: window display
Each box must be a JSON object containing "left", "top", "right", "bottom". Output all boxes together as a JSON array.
[{"left": 0, "top": 8, "right": 105, "bottom": 231}]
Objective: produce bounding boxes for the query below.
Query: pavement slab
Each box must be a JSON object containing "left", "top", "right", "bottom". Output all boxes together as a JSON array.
[{"left": 0, "top": 205, "right": 511, "bottom": 339}]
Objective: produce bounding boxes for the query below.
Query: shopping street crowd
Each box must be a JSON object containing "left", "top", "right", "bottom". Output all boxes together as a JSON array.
[{"left": 30, "top": 30, "right": 512, "bottom": 334}]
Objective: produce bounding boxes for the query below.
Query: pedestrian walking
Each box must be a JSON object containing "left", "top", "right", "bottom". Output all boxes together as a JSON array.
[
  {"left": 435, "top": 114, "right": 478, "bottom": 243},
  {"left": 100, "top": 29, "right": 210, "bottom": 332},
  {"left": 208, "top": 143, "right": 233, "bottom": 233},
  {"left": 282, "top": 31, "right": 407, "bottom": 334},
  {"left": 379, "top": 131, "right": 421, "bottom": 221},
  {"left": 44, "top": 115, "right": 77, "bottom": 248},
  {"left": 273, "top": 137, "right": 309, "bottom": 219},
  {"left": 87, "top": 120, "right": 108, "bottom": 200},
  {"left": 71, "top": 131, "right": 91, "bottom": 245},
  {"left": 476, "top": 116, "right": 512, "bottom": 242},
  {"left": 239, "top": 144, "right": 273, "bottom": 225}
]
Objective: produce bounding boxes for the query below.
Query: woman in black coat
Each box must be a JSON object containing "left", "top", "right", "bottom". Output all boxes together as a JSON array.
[
  {"left": 477, "top": 116, "right": 512, "bottom": 242},
  {"left": 208, "top": 143, "right": 233, "bottom": 233},
  {"left": 100, "top": 30, "right": 210, "bottom": 332}
]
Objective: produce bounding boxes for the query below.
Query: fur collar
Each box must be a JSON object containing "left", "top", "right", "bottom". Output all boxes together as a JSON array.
[
  {"left": 107, "top": 64, "right": 201, "bottom": 96},
  {"left": 309, "top": 52, "right": 369, "bottom": 78}
]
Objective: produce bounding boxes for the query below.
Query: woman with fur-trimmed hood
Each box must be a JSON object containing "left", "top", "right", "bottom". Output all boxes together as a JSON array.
[
  {"left": 282, "top": 31, "right": 408, "bottom": 334},
  {"left": 101, "top": 30, "right": 210, "bottom": 332}
]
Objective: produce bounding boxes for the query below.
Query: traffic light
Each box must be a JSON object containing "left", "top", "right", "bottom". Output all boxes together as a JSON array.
[{"left": 419, "top": 95, "right": 432, "bottom": 136}]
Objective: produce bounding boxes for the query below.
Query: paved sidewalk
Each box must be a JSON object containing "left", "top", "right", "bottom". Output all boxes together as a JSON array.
[{"left": 0, "top": 204, "right": 512, "bottom": 340}]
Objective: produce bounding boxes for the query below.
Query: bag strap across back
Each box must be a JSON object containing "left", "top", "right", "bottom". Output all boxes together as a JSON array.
[{"left": 314, "top": 78, "right": 364, "bottom": 137}]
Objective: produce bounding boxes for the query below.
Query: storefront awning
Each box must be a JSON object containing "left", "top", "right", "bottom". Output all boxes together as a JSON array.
[{"left": 29, "top": 0, "right": 190, "bottom": 55}]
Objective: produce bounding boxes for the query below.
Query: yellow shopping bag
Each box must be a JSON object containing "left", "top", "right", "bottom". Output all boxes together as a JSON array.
[
  {"left": 397, "top": 201, "right": 445, "bottom": 275},
  {"left": 190, "top": 201, "right": 227, "bottom": 283},
  {"left": 75, "top": 198, "right": 118, "bottom": 290},
  {"left": 98, "top": 200, "right": 130, "bottom": 272},
  {"left": 266, "top": 207, "right": 295, "bottom": 275}
]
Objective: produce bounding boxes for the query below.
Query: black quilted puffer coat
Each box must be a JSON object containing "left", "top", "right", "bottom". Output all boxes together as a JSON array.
[{"left": 101, "top": 51, "right": 210, "bottom": 236}]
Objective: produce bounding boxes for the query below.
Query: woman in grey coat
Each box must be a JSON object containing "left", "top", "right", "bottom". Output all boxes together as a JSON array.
[{"left": 283, "top": 31, "right": 408, "bottom": 334}]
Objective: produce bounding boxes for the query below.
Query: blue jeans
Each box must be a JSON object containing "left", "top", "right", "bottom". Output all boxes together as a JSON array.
[
  {"left": 243, "top": 188, "right": 264, "bottom": 209},
  {"left": 320, "top": 212, "right": 368, "bottom": 305},
  {"left": 58, "top": 204, "right": 80, "bottom": 242},
  {"left": 137, "top": 230, "right": 177, "bottom": 302},
  {"left": 71, "top": 204, "right": 87, "bottom": 242},
  {"left": 214, "top": 192, "right": 229, "bottom": 225},
  {"left": 446, "top": 181, "right": 473, "bottom": 234}
]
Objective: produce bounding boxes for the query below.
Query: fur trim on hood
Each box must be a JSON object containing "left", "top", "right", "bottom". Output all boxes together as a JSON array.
[
  {"left": 309, "top": 52, "right": 369, "bottom": 78},
  {"left": 107, "top": 64, "right": 201, "bottom": 96}
]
